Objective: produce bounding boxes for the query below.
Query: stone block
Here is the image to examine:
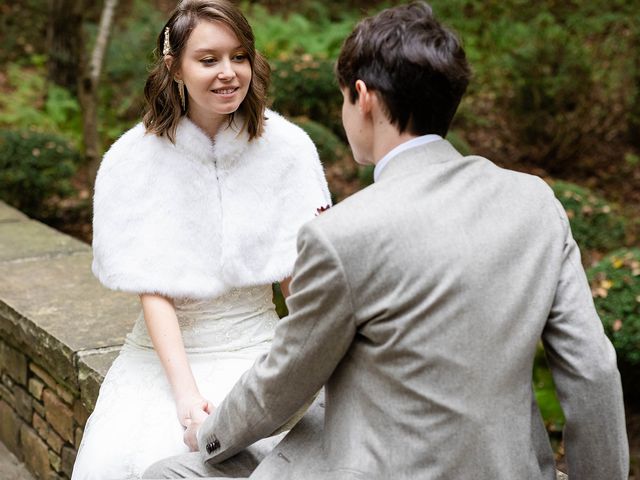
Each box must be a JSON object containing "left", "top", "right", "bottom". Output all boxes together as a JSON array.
[
  {"left": 30, "top": 364, "right": 57, "bottom": 391},
  {"left": 43, "top": 389, "right": 74, "bottom": 444},
  {"left": 61, "top": 446, "right": 76, "bottom": 478},
  {"left": 73, "top": 400, "right": 89, "bottom": 427},
  {"left": 33, "top": 399, "right": 45, "bottom": 417},
  {"left": 74, "top": 427, "right": 83, "bottom": 449},
  {"left": 29, "top": 377, "right": 45, "bottom": 401},
  {"left": 20, "top": 424, "right": 51, "bottom": 480},
  {"left": 0, "top": 201, "right": 28, "bottom": 222},
  {"left": 0, "top": 219, "right": 88, "bottom": 263},
  {"left": 0, "top": 399, "right": 23, "bottom": 459},
  {"left": 33, "top": 413, "right": 64, "bottom": 454},
  {"left": 1, "top": 253, "right": 137, "bottom": 388},
  {"left": 55, "top": 385, "right": 75, "bottom": 406},
  {"left": 48, "top": 451, "right": 61, "bottom": 473},
  {"left": 33, "top": 413, "right": 47, "bottom": 438},
  {"left": 14, "top": 385, "right": 32, "bottom": 421},
  {"left": 78, "top": 349, "right": 120, "bottom": 412},
  {"left": 0, "top": 381, "right": 15, "bottom": 406},
  {"left": 0, "top": 341, "right": 28, "bottom": 385},
  {"left": 2, "top": 372, "right": 15, "bottom": 390},
  {"left": 47, "top": 429, "right": 64, "bottom": 456}
]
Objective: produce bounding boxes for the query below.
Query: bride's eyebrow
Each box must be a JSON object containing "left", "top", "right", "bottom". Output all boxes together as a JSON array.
[{"left": 192, "top": 46, "right": 244, "bottom": 54}]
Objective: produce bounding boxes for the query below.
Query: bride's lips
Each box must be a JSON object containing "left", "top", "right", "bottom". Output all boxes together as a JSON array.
[{"left": 211, "top": 87, "right": 239, "bottom": 98}]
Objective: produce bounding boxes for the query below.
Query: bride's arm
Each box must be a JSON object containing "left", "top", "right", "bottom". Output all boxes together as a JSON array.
[{"left": 139, "top": 294, "right": 212, "bottom": 428}]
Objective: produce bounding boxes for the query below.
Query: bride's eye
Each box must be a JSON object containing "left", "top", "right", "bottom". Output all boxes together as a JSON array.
[
  {"left": 233, "top": 53, "right": 248, "bottom": 62},
  {"left": 200, "top": 57, "right": 217, "bottom": 65}
]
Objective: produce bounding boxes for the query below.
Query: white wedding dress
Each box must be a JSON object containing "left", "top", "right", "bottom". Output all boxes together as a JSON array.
[{"left": 72, "top": 285, "right": 280, "bottom": 480}]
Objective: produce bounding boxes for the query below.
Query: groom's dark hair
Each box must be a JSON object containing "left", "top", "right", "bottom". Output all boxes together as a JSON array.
[{"left": 335, "top": 1, "right": 471, "bottom": 137}]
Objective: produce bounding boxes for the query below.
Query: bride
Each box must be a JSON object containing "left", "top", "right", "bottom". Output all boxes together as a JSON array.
[{"left": 71, "top": 1, "right": 330, "bottom": 478}]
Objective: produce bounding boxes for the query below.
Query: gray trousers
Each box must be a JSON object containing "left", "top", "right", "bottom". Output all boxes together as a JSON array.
[{"left": 142, "top": 435, "right": 282, "bottom": 480}]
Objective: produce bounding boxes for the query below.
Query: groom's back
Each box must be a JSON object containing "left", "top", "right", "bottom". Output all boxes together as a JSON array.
[{"left": 313, "top": 142, "right": 564, "bottom": 479}]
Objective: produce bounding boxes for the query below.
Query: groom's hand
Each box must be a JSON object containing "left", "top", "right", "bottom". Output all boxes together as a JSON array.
[{"left": 183, "top": 401, "right": 213, "bottom": 451}]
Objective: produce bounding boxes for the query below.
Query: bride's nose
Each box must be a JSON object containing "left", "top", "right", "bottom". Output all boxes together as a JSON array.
[{"left": 217, "top": 59, "right": 236, "bottom": 80}]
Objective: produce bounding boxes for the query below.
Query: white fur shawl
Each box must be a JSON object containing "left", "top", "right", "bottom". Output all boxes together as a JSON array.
[{"left": 92, "top": 110, "right": 331, "bottom": 299}]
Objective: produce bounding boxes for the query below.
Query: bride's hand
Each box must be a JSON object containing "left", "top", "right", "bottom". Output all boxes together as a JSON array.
[
  {"left": 177, "top": 395, "right": 214, "bottom": 429},
  {"left": 179, "top": 396, "right": 215, "bottom": 451}
]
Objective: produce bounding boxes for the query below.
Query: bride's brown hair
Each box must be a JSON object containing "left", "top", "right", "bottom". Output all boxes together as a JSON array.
[{"left": 143, "top": 0, "right": 270, "bottom": 142}]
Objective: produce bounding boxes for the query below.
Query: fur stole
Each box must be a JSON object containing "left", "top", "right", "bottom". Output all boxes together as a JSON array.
[{"left": 92, "top": 110, "right": 331, "bottom": 299}]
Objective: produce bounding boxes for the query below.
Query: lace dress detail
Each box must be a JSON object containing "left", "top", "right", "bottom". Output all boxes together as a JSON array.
[{"left": 71, "top": 285, "right": 279, "bottom": 480}]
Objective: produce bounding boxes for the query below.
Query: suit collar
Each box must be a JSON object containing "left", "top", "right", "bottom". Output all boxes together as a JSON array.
[
  {"left": 375, "top": 139, "right": 464, "bottom": 182},
  {"left": 374, "top": 134, "right": 442, "bottom": 181}
]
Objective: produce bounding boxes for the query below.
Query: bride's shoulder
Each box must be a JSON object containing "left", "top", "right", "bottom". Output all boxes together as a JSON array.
[
  {"left": 259, "top": 109, "right": 318, "bottom": 162},
  {"left": 97, "top": 123, "right": 176, "bottom": 180}
]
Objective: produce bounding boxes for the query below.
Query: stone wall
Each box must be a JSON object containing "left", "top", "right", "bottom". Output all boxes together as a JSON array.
[{"left": 0, "top": 202, "right": 138, "bottom": 479}]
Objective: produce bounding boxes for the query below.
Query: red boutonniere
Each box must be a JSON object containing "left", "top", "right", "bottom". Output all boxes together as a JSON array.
[{"left": 316, "top": 205, "right": 331, "bottom": 216}]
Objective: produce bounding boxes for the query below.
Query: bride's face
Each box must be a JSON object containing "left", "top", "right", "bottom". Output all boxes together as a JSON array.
[{"left": 176, "top": 20, "right": 252, "bottom": 122}]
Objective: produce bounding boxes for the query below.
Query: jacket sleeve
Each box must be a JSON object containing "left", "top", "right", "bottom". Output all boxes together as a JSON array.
[
  {"left": 542, "top": 199, "right": 629, "bottom": 479},
  {"left": 198, "top": 219, "right": 355, "bottom": 463}
]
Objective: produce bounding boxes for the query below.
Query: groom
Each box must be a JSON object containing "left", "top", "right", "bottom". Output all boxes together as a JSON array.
[{"left": 145, "top": 2, "right": 628, "bottom": 479}]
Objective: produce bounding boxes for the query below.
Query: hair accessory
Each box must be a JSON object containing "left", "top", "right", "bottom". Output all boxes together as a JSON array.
[
  {"left": 163, "top": 27, "right": 171, "bottom": 55},
  {"left": 177, "top": 79, "right": 186, "bottom": 111}
]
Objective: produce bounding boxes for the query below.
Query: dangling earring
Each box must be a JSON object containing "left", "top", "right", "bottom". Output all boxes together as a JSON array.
[{"left": 177, "top": 80, "right": 186, "bottom": 111}]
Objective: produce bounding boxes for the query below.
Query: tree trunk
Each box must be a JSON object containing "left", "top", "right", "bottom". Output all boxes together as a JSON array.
[
  {"left": 79, "top": 0, "right": 119, "bottom": 185},
  {"left": 47, "top": 0, "right": 84, "bottom": 94}
]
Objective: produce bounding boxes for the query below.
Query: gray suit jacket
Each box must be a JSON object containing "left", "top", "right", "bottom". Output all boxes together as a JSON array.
[{"left": 198, "top": 140, "right": 629, "bottom": 479}]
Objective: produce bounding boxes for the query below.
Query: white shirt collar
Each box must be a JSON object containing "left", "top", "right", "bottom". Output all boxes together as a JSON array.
[{"left": 373, "top": 134, "right": 442, "bottom": 182}]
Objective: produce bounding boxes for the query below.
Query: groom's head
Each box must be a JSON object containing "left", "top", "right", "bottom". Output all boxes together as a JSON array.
[{"left": 335, "top": 2, "right": 470, "bottom": 138}]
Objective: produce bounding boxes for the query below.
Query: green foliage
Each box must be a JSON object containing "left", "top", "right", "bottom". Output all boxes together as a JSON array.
[
  {"left": 588, "top": 249, "right": 640, "bottom": 366},
  {"left": 630, "top": 67, "right": 640, "bottom": 148},
  {"left": 0, "top": 64, "right": 82, "bottom": 145},
  {"left": 272, "top": 283, "right": 288, "bottom": 318},
  {"left": 0, "top": 129, "right": 81, "bottom": 219},
  {"left": 358, "top": 165, "right": 375, "bottom": 188},
  {"left": 551, "top": 180, "right": 627, "bottom": 252},
  {"left": 293, "top": 117, "right": 348, "bottom": 165},
  {"left": 427, "top": 0, "right": 640, "bottom": 173},
  {"left": 269, "top": 55, "right": 343, "bottom": 137},
  {"left": 98, "top": 0, "right": 166, "bottom": 143},
  {"left": 445, "top": 130, "right": 472, "bottom": 156},
  {"left": 498, "top": 14, "right": 595, "bottom": 172},
  {"left": 0, "top": 1, "right": 49, "bottom": 65},
  {"left": 533, "top": 346, "right": 564, "bottom": 433},
  {"left": 245, "top": 4, "right": 356, "bottom": 59}
]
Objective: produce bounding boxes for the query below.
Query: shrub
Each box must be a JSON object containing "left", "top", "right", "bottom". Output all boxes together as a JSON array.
[
  {"left": 533, "top": 345, "right": 564, "bottom": 434},
  {"left": 247, "top": 4, "right": 356, "bottom": 59},
  {"left": 550, "top": 180, "right": 627, "bottom": 253},
  {"left": 0, "top": 0, "right": 49, "bottom": 64},
  {"left": 445, "top": 129, "right": 472, "bottom": 156},
  {"left": 588, "top": 248, "right": 640, "bottom": 403},
  {"left": 0, "top": 64, "right": 82, "bottom": 144},
  {"left": 269, "top": 55, "right": 344, "bottom": 138},
  {"left": 588, "top": 249, "right": 640, "bottom": 365},
  {"left": 292, "top": 117, "right": 348, "bottom": 165},
  {"left": 0, "top": 129, "right": 80, "bottom": 219},
  {"left": 499, "top": 13, "right": 596, "bottom": 174},
  {"left": 630, "top": 71, "right": 640, "bottom": 148}
]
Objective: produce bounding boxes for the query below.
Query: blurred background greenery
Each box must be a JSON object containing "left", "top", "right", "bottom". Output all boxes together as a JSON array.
[{"left": 1, "top": 0, "right": 639, "bottom": 472}]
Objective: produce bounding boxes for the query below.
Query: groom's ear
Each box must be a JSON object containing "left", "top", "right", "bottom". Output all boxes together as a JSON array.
[{"left": 355, "top": 80, "right": 373, "bottom": 115}]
